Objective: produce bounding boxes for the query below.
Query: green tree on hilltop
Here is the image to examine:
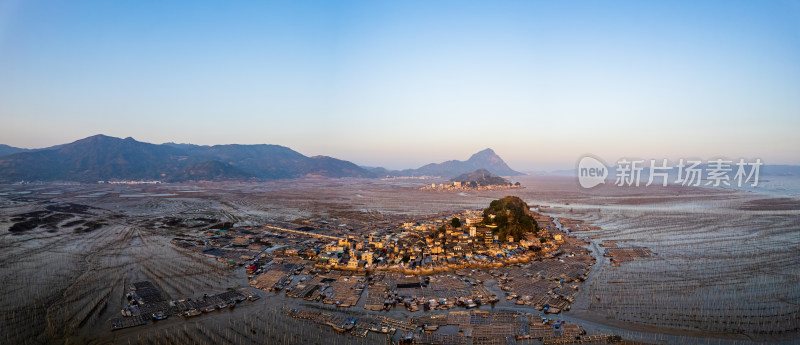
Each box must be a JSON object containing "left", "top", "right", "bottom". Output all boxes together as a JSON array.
[{"left": 482, "top": 196, "right": 539, "bottom": 241}]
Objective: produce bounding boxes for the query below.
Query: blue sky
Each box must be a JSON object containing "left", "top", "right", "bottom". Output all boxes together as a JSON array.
[{"left": 1, "top": 1, "right": 798, "bottom": 170}]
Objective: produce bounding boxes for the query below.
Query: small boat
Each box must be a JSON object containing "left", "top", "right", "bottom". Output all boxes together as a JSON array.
[
  {"left": 184, "top": 309, "right": 201, "bottom": 317},
  {"left": 465, "top": 299, "right": 477, "bottom": 308},
  {"left": 342, "top": 320, "right": 355, "bottom": 331}
]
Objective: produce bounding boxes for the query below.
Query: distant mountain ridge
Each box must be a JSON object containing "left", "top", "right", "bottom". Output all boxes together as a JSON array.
[
  {"left": 0, "top": 144, "right": 29, "bottom": 157},
  {"left": 0, "top": 135, "right": 371, "bottom": 182},
  {"left": 0, "top": 135, "right": 523, "bottom": 183},
  {"left": 394, "top": 148, "right": 523, "bottom": 177}
]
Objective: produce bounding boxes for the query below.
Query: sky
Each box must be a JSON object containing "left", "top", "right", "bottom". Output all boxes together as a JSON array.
[{"left": 1, "top": 1, "right": 798, "bottom": 171}]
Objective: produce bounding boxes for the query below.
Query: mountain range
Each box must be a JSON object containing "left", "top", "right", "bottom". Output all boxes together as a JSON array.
[
  {"left": 0, "top": 135, "right": 522, "bottom": 183},
  {"left": 396, "top": 148, "right": 522, "bottom": 177}
]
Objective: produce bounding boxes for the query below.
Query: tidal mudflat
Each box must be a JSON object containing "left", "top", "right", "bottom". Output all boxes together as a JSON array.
[
  {"left": 0, "top": 177, "right": 797, "bottom": 344},
  {"left": 513, "top": 176, "right": 799, "bottom": 343}
]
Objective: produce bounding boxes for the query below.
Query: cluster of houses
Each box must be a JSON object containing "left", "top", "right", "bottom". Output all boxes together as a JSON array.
[
  {"left": 171, "top": 206, "right": 595, "bottom": 325},
  {"left": 266, "top": 209, "right": 563, "bottom": 274},
  {"left": 173, "top": 205, "right": 570, "bottom": 283}
]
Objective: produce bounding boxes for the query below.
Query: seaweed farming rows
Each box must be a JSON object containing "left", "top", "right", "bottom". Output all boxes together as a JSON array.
[
  {"left": 554, "top": 205, "right": 799, "bottom": 337},
  {"left": 114, "top": 305, "right": 390, "bottom": 345}
]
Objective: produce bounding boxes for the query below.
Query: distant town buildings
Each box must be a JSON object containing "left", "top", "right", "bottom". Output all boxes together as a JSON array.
[{"left": 421, "top": 181, "right": 522, "bottom": 191}]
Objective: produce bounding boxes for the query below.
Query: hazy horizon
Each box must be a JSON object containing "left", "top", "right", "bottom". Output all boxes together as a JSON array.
[{"left": 1, "top": 1, "right": 799, "bottom": 171}]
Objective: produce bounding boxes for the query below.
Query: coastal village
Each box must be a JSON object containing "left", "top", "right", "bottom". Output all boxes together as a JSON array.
[
  {"left": 126, "top": 196, "right": 661, "bottom": 344},
  {"left": 241, "top": 204, "right": 595, "bottom": 312},
  {"left": 420, "top": 168, "right": 525, "bottom": 191},
  {"left": 421, "top": 180, "right": 524, "bottom": 191}
]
